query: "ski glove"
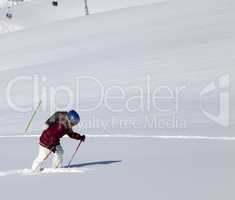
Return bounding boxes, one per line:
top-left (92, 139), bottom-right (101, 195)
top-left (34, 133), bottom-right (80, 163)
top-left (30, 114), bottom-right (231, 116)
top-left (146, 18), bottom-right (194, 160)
top-left (80, 135), bottom-right (86, 142)
top-left (50, 146), bottom-right (57, 153)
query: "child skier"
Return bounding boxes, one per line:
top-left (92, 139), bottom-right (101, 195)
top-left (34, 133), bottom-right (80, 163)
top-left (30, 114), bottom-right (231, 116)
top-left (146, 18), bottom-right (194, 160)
top-left (32, 110), bottom-right (86, 171)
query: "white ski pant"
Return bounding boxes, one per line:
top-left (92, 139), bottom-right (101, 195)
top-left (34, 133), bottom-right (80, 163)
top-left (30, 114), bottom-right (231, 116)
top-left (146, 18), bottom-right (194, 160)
top-left (32, 144), bottom-right (64, 171)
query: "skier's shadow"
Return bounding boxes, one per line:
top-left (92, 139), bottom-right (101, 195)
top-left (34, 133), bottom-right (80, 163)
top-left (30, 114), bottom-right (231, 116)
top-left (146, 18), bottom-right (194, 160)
top-left (65, 160), bottom-right (122, 168)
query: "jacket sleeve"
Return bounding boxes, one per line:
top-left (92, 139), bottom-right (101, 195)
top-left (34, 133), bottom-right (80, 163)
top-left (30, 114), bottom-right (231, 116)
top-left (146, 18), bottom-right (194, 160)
top-left (66, 129), bottom-right (82, 140)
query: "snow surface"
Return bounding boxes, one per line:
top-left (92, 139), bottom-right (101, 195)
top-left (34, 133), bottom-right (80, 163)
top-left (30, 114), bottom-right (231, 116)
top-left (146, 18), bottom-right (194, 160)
top-left (0, 0), bottom-right (164, 34)
top-left (0, 167), bottom-right (84, 176)
top-left (0, 0), bottom-right (235, 199)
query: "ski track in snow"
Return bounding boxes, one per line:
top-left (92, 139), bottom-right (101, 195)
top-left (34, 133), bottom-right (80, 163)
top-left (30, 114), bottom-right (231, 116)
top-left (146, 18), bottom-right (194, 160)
top-left (0, 21), bottom-right (21, 33)
top-left (0, 134), bottom-right (234, 141)
top-left (0, 167), bottom-right (85, 177)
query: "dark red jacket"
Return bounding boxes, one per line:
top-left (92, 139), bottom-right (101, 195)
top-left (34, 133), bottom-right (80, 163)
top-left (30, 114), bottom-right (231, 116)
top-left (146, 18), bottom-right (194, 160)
top-left (40, 122), bottom-right (81, 150)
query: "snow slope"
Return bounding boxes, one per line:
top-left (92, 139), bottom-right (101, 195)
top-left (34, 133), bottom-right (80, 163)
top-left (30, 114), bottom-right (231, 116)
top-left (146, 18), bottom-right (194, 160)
top-left (0, 0), bottom-right (234, 135)
top-left (0, 0), bottom-right (164, 34)
top-left (0, 0), bottom-right (85, 33)
top-left (0, 0), bottom-right (235, 199)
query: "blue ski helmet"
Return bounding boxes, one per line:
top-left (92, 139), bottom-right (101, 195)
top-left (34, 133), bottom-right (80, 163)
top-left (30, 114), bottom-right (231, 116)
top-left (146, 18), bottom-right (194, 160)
top-left (68, 110), bottom-right (80, 125)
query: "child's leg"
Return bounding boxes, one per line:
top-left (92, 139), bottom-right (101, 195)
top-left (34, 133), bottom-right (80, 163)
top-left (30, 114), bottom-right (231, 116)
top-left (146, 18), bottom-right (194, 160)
top-left (32, 145), bottom-right (51, 171)
top-left (52, 145), bottom-right (64, 169)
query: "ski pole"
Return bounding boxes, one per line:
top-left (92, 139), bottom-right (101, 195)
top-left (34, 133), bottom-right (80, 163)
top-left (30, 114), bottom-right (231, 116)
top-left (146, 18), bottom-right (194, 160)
top-left (67, 140), bottom-right (83, 167)
top-left (25, 100), bottom-right (42, 134)
top-left (44, 149), bottom-right (53, 161)
top-left (34, 148), bottom-right (53, 172)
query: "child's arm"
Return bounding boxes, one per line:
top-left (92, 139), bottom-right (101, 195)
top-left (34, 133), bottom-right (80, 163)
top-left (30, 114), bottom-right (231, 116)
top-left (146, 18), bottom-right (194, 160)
top-left (67, 129), bottom-right (86, 142)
